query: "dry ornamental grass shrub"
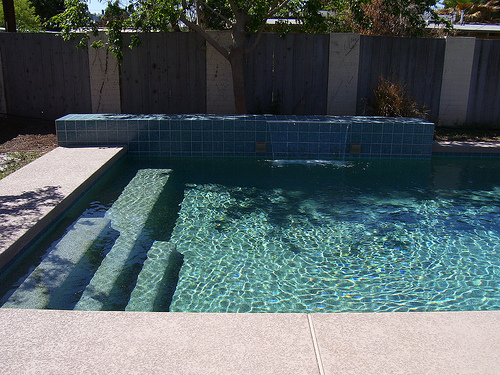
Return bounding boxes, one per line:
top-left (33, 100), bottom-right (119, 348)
top-left (367, 78), bottom-right (428, 118)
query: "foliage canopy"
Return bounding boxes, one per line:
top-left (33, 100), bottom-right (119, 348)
top-left (1, 0), bottom-right (42, 31)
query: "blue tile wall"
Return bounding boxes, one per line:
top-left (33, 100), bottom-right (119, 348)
top-left (56, 114), bottom-right (435, 159)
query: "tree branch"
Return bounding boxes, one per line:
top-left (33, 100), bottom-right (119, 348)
top-left (267, 0), bottom-right (291, 18)
top-left (227, 0), bottom-right (239, 16)
top-left (198, 0), bottom-right (233, 27)
top-left (179, 12), bottom-right (230, 61)
top-left (244, 23), bottom-right (266, 55)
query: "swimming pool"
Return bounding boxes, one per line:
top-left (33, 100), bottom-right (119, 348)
top-left (1, 156), bottom-right (499, 313)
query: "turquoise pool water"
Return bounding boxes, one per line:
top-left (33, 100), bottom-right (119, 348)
top-left (1, 157), bottom-right (500, 312)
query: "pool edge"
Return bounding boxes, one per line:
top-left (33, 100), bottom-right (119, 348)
top-left (0, 146), bottom-right (127, 270)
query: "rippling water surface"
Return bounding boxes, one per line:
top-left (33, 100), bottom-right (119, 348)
top-left (1, 157), bottom-right (500, 312)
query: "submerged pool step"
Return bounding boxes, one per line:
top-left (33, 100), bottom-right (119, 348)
top-left (74, 169), bottom-right (171, 311)
top-left (2, 217), bottom-right (112, 309)
top-left (125, 241), bottom-right (183, 312)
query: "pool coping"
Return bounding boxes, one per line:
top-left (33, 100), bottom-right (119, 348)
top-left (1, 144), bottom-right (500, 374)
top-left (433, 140), bottom-right (500, 154)
top-left (0, 146), bottom-right (127, 270)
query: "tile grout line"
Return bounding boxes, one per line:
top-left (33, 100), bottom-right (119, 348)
top-left (307, 314), bottom-right (326, 375)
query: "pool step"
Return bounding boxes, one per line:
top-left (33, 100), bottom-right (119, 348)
top-left (74, 169), bottom-right (171, 311)
top-left (2, 217), bottom-right (112, 309)
top-left (125, 241), bottom-right (183, 311)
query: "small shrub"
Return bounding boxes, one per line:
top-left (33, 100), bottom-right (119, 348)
top-left (367, 77), bottom-right (428, 118)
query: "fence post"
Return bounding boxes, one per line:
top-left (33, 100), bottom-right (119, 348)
top-left (327, 33), bottom-right (360, 115)
top-left (88, 33), bottom-right (122, 114)
top-left (438, 36), bottom-right (476, 126)
top-left (0, 48), bottom-right (6, 114)
top-left (206, 31), bottom-right (236, 114)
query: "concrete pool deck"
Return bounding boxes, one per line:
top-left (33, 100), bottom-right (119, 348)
top-left (1, 308), bottom-right (499, 374)
top-left (0, 146), bottom-right (126, 269)
top-left (1, 143), bottom-right (500, 374)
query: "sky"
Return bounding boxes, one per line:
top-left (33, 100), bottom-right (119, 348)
top-left (88, 0), bottom-right (130, 15)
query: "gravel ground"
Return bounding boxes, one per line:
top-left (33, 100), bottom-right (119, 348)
top-left (0, 116), bottom-right (57, 178)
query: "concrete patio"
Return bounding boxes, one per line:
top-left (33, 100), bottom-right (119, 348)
top-left (1, 309), bottom-right (499, 374)
top-left (1, 145), bottom-right (500, 374)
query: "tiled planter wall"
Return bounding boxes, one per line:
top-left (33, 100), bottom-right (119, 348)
top-left (56, 114), bottom-right (435, 159)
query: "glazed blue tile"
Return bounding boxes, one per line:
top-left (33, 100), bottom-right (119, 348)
top-left (370, 144), bottom-right (382, 154)
top-left (181, 142), bottom-right (192, 152)
top-left (350, 133), bottom-right (362, 143)
top-left (371, 134), bottom-right (382, 143)
top-left (381, 134), bottom-right (392, 143)
top-left (392, 133), bottom-right (403, 144)
top-left (414, 125), bottom-right (426, 134)
top-left (212, 131), bottom-right (224, 142)
top-left (158, 120), bottom-right (170, 131)
top-left (287, 132), bottom-right (298, 142)
top-left (256, 132), bottom-right (267, 142)
top-left (244, 132), bottom-right (255, 142)
top-left (137, 132), bottom-right (149, 142)
top-left (107, 131), bottom-right (119, 143)
top-left (159, 131), bottom-right (170, 142)
top-left (192, 131), bottom-right (202, 142)
top-left (149, 142), bottom-right (160, 152)
top-left (235, 132), bottom-right (245, 141)
top-left (192, 142), bottom-right (202, 152)
top-left (382, 122), bottom-right (394, 134)
top-left (126, 120), bottom-right (138, 131)
top-left (202, 131), bottom-right (213, 142)
top-left (319, 143), bottom-right (330, 154)
top-left (223, 119), bottom-right (235, 131)
top-left (149, 131), bottom-right (160, 142)
top-left (224, 132), bottom-right (235, 142)
top-left (309, 123), bottom-right (320, 133)
top-left (235, 121), bottom-right (246, 131)
top-left (149, 120), bottom-right (160, 130)
top-left (170, 131), bottom-right (180, 142)
top-left (234, 143), bottom-right (246, 153)
top-left (351, 123), bottom-right (362, 133)
top-left (56, 122), bottom-right (65, 132)
top-left (170, 120), bottom-right (181, 131)
top-left (255, 121), bottom-right (267, 132)
top-left (65, 121), bottom-right (76, 130)
top-left (139, 142), bottom-right (150, 152)
top-left (180, 132), bottom-right (191, 142)
top-left (361, 123), bottom-right (373, 133)
top-left (160, 142), bottom-right (171, 152)
top-left (298, 123), bottom-right (309, 132)
top-left (224, 142), bottom-right (235, 152)
top-left (203, 142), bottom-right (213, 152)
top-left (191, 120), bottom-right (202, 131)
top-left (129, 142), bottom-right (140, 152)
top-left (213, 121), bottom-right (223, 131)
top-left (171, 142), bottom-right (181, 152)
top-left (213, 142), bottom-right (223, 152)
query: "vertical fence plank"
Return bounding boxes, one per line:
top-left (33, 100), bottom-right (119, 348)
top-left (357, 35), bottom-right (445, 121)
top-left (467, 40), bottom-right (500, 126)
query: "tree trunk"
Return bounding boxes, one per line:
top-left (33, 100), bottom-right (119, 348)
top-left (2, 0), bottom-right (17, 32)
top-left (228, 46), bottom-right (247, 114)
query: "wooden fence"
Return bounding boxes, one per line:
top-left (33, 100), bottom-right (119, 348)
top-left (0, 33), bottom-right (91, 120)
top-left (0, 32), bottom-right (498, 126)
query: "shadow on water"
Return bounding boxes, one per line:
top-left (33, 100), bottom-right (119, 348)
top-left (153, 247), bottom-right (184, 312)
top-left (45, 224), bottom-right (120, 310)
top-left (102, 170), bottom-right (185, 311)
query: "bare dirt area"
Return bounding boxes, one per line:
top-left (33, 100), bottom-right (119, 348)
top-left (434, 127), bottom-right (500, 143)
top-left (0, 116), bottom-right (58, 179)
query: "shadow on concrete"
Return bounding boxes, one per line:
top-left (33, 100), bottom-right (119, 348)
top-left (0, 185), bottom-right (64, 249)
